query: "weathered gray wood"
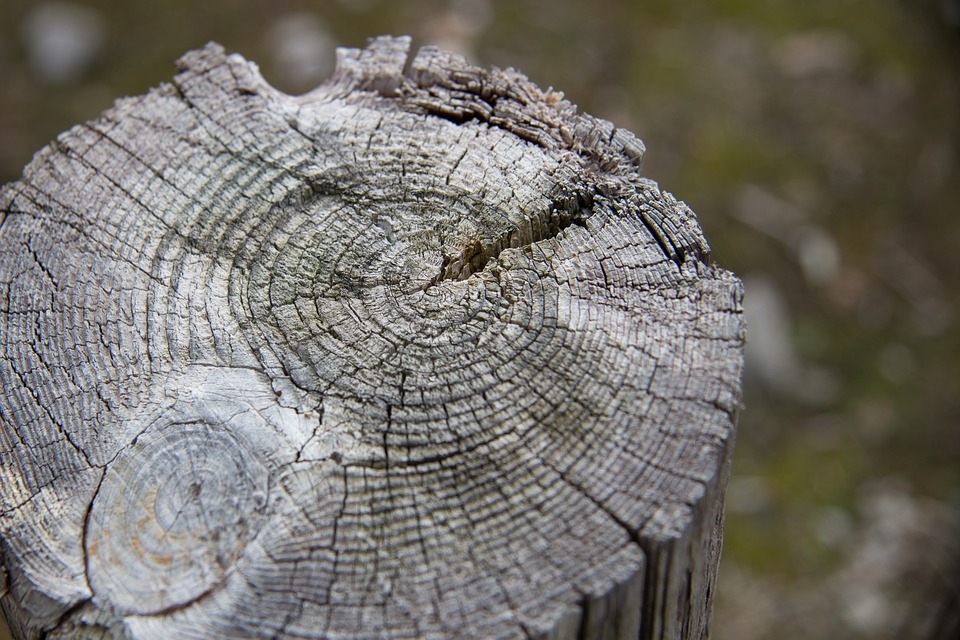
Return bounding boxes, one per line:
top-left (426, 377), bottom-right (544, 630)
top-left (0, 37), bottom-right (744, 639)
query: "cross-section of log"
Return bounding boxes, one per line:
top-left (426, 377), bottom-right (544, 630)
top-left (0, 37), bottom-right (744, 640)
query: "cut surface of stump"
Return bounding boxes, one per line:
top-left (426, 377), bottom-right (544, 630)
top-left (0, 37), bottom-right (745, 639)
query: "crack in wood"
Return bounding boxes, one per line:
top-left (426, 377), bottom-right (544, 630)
top-left (434, 190), bottom-right (595, 285)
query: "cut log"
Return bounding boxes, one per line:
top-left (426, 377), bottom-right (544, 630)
top-left (0, 37), bottom-right (745, 639)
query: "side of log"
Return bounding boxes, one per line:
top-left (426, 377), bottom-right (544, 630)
top-left (0, 37), bottom-right (744, 639)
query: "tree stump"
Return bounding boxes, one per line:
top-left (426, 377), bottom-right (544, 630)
top-left (0, 37), bottom-right (744, 639)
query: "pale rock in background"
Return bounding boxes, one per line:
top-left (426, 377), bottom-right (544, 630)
top-left (264, 13), bottom-right (335, 93)
top-left (22, 1), bottom-right (105, 85)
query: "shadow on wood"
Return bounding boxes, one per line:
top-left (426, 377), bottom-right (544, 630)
top-left (0, 36), bottom-right (745, 639)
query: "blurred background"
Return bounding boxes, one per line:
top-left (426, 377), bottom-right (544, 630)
top-left (1, 0), bottom-right (958, 638)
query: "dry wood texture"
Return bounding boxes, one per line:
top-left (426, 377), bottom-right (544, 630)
top-left (0, 37), bottom-right (744, 639)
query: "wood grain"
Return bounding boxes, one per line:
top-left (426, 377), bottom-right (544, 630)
top-left (0, 36), bottom-right (744, 639)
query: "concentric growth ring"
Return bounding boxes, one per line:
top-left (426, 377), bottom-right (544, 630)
top-left (223, 169), bottom-right (597, 443)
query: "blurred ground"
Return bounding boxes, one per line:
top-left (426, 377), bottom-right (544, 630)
top-left (1, 1), bottom-right (959, 638)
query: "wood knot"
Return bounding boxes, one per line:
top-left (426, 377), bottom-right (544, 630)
top-left (85, 422), bottom-right (269, 614)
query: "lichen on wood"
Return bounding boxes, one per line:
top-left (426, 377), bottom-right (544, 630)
top-left (0, 36), bottom-right (744, 639)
